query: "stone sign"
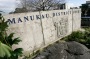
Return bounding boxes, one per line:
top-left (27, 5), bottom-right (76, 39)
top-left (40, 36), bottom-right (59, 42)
top-left (4, 9), bottom-right (81, 54)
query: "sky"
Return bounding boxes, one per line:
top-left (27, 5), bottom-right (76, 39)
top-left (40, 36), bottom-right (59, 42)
top-left (68, 0), bottom-right (87, 7)
top-left (0, 0), bottom-right (87, 14)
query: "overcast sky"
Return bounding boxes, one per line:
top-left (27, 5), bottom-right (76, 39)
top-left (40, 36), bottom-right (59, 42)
top-left (68, 0), bottom-right (87, 7)
top-left (0, 0), bottom-right (87, 14)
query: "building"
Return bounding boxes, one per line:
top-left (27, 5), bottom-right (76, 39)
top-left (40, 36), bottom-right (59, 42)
top-left (80, 0), bottom-right (90, 17)
top-left (81, 0), bottom-right (90, 27)
top-left (86, 0), bottom-right (90, 3)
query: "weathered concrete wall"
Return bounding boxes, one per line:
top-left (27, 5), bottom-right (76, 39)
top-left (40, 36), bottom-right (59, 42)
top-left (72, 9), bottom-right (81, 31)
top-left (4, 9), bottom-right (81, 54)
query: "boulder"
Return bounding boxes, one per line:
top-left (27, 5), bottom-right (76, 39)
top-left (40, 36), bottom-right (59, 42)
top-left (66, 41), bottom-right (89, 55)
top-left (34, 41), bottom-right (90, 59)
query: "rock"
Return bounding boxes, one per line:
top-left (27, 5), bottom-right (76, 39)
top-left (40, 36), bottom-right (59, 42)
top-left (45, 43), bottom-right (67, 59)
top-left (66, 41), bottom-right (89, 55)
top-left (75, 52), bottom-right (90, 59)
top-left (34, 41), bottom-right (90, 59)
top-left (67, 52), bottom-right (75, 59)
top-left (34, 56), bottom-right (46, 59)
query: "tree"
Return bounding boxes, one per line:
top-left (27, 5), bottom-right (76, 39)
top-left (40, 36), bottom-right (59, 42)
top-left (18, 0), bottom-right (66, 11)
top-left (14, 7), bottom-right (28, 13)
top-left (0, 11), bottom-right (3, 12)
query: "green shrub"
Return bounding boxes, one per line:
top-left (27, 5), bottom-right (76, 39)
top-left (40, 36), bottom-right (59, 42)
top-left (0, 13), bottom-right (23, 59)
top-left (65, 31), bottom-right (84, 42)
top-left (83, 29), bottom-right (90, 48)
top-left (64, 30), bottom-right (90, 49)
